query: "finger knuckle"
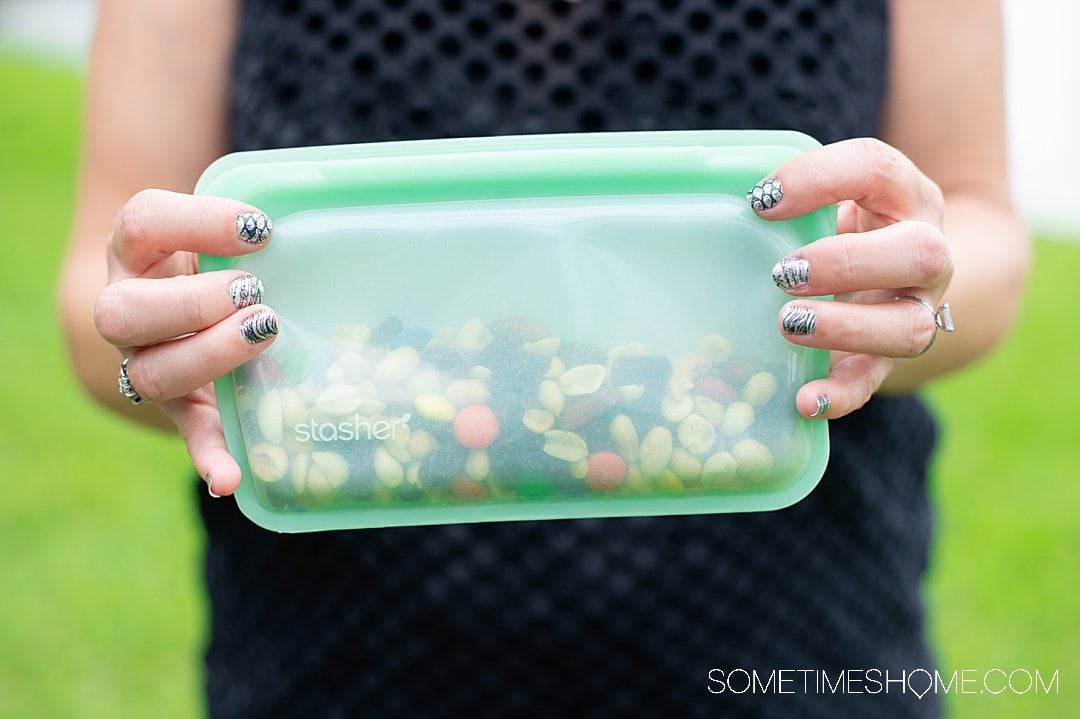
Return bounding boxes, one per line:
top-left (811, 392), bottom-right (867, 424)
top-left (857, 138), bottom-right (910, 193)
top-left (115, 189), bottom-right (163, 252)
top-left (835, 375), bottom-right (875, 417)
top-left (905, 307), bottom-right (937, 358)
top-left (836, 235), bottom-right (860, 286)
top-left (196, 296), bottom-right (217, 331)
top-left (856, 373), bottom-right (878, 410)
top-left (93, 285), bottom-right (129, 345)
top-left (908, 221), bottom-right (953, 284)
top-left (128, 354), bottom-right (168, 403)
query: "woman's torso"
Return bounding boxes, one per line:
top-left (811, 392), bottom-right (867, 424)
top-left (203, 2), bottom-right (940, 717)
top-left (230, 0), bottom-right (888, 148)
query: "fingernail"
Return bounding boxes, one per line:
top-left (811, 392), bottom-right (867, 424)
top-left (240, 309), bottom-right (279, 344)
top-left (772, 257), bottom-right (810, 292)
top-left (746, 177), bottom-right (783, 212)
top-left (205, 473), bottom-right (221, 499)
top-left (236, 212), bottom-right (272, 244)
top-left (781, 305), bottom-right (816, 335)
top-left (229, 274), bottom-right (264, 309)
top-left (810, 394), bottom-right (831, 418)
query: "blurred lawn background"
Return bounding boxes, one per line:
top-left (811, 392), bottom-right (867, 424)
top-left (1, 52), bottom-right (1077, 718)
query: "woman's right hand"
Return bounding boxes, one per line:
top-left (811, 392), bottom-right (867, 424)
top-left (92, 189), bottom-right (277, 496)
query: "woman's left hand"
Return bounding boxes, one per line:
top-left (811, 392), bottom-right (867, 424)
top-left (748, 137), bottom-right (954, 420)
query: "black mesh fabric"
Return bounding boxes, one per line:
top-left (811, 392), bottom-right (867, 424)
top-left (202, 1), bottom-right (942, 716)
top-left (229, 0), bottom-right (889, 148)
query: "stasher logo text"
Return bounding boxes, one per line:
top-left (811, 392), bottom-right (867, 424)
top-left (294, 413), bottom-right (412, 443)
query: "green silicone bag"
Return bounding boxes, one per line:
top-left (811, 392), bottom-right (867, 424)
top-left (197, 130), bottom-right (833, 532)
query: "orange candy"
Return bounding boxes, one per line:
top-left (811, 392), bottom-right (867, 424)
top-left (585, 452), bottom-right (627, 491)
top-left (453, 404), bottom-right (500, 449)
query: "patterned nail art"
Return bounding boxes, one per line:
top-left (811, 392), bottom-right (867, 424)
top-left (229, 274), bottom-right (264, 309)
top-left (772, 258), bottom-right (810, 292)
top-left (746, 177), bottom-right (784, 212)
top-left (241, 309), bottom-right (279, 344)
top-left (236, 212), bottom-right (273, 244)
top-left (810, 394), bottom-right (831, 418)
top-left (781, 305), bottom-right (816, 335)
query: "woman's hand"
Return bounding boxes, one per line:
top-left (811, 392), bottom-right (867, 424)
top-left (92, 189), bottom-right (277, 496)
top-left (749, 138), bottom-right (955, 419)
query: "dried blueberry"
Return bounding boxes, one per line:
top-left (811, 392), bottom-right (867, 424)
top-left (418, 442), bottom-right (468, 488)
top-left (371, 316), bottom-right (404, 345)
top-left (611, 354), bottom-right (673, 387)
top-left (488, 433), bottom-right (544, 477)
top-left (391, 326), bottom-right (434, 350)
top-left (576, 409), bottom-right (620, 454)
top-left (479, 333), bottom-right (524, 366)
top-left (419, 346), bottom-right (462, 374)
top-left (718, 355), bottom-right (763, 384)
top-left (344, 475), bottom-right (377, 501)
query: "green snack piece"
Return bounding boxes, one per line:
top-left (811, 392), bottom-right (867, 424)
top-left (514, 473), bottom-right (557, 501)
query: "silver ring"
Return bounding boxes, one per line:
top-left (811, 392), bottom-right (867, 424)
top-left (117, 357), bottom-right (144, 405)
top-left (893, 295), bottom-right (955, 356)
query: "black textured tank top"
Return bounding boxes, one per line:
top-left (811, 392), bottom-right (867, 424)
top-left (201, 2), bottom-right (940, 717)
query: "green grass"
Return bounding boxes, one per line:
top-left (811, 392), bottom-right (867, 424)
top-left (0, 54), bottom-right (200, 718)
top-left (1, 52), bottom-right (1077, 717)
top-left (925, 236), bottom-right (1080, 716)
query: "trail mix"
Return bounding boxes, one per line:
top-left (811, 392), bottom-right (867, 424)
top-left (237, 316), bottom-right (798, 509)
